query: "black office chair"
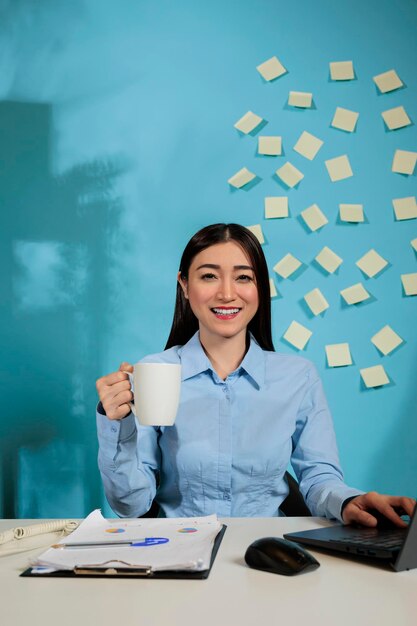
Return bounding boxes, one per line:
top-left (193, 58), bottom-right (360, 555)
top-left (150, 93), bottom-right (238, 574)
top-left (141, 470), bottom-right (311, 517)
top-left (280, 471), bottom-right (311, 517)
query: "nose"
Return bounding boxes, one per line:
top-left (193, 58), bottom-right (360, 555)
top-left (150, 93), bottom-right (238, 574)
top-left (217, 277), bottom-right (236, 301)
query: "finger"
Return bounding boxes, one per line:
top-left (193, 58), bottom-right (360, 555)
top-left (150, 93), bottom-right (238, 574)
top-left (97, 370), bottom-right (129, 391)
top-left (119, 362), bottom-right (134, 373)
top-left (343, 504), bottom-right (378, 527)
top-left (378, 506), bottom-right (408, 528)
top-left (98, 380), bottom-right (131, 404)
top-left (106, 403), bottom-right (132, 421)
top-left (111, 389), bottom-right (134, 407)
top-left (104, 379), bottom-right (132, 396)
top-left (374, 495), bottom-right (416, 524)
top-left (103, 389), bottom-right (133, 416)
top-left (396, 497), bottom-right (416, 518)
top-left (354, 510), bottom-right (379, 527)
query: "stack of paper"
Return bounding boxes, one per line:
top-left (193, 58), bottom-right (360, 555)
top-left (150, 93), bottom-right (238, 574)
top-left (31, 510), bottom-right (223, 574)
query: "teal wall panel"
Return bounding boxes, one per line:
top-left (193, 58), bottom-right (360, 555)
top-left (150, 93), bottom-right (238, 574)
top-left (0, 0), bottom-right (416, 517)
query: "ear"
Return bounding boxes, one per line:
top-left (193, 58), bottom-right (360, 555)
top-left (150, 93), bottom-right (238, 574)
top-left (178, 272), bottom-right (188, 299)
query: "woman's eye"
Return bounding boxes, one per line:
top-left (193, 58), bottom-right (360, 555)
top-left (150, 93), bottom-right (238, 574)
top-left (236, 274), bottom-right (253, 282)
top-left (201, 273), bottom-right (217, 280)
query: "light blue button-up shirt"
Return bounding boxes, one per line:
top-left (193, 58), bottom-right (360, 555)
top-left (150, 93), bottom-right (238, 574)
top-left (97, 332), bottom-right (361, 520)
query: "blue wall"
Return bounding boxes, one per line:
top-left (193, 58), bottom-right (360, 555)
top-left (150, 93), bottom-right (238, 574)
top-left (0, 0), bottom-right (416, 518)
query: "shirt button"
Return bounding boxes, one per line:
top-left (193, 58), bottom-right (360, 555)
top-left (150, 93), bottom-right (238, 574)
top-left (223, 492), bottom-right (231, 500)
top-left (111, 426), bottom-right (117, 433)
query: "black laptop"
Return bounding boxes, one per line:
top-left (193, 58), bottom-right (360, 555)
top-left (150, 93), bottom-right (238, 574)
top-left (284, 506), bottom-right (417, 572)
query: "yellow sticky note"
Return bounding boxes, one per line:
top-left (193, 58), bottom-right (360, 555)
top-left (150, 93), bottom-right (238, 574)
top-left (371, 325), bottom-right (403, 356)
top-left (256, 56), bottom-right (287, 81)
top-left (301, 204), bottom-right (328, 232)
top-left (325, 343), bottom-right (352, 367)
top-left (228, 167), bottom-right (256, 188)
top-left (273, 253), bottom-right (302, 279)
top-left (234, 111), bottom-right (264, 134)
top-left (275, 162), bottom-right (304, 188)
top-left (356, 249), bottom-right (388, 278)
top-left (381, 106), bottom-right (411, 130)
top-left (331, 107), bottom-right (359, 132)
top-left (304, 288), bottom-right (329, 316)
top-left (373, 69), bottom-right (403, 94)
top-left (401, 273), bottom-right (417, 296)
top-left (269, 278), bottom-right (278, 298)
top-left (315, 246), bottom-right (343, 273)
top-left (392, 150), bottom-right (417, 175)
top-left (339, 204), bottom-right (364, 222)
top-left (340, 282), bottom-right (371, 305)
top-left (360, 365), bottom-right (390, 388)
top-left (246, 224), bottom-right (264, 244)
top-left (265, 197), bottom-right (289, 219)
top-left (392, 196), bottom-right (417, 221)
top-left (330, 60), bottom-right (354, 80)
top-left (283, 321), bottom-right (312, 350)
top-left (325, 155), bottom-right (353, 182)
top-left (258, 136), bottom-right (282, 155)
top-left (288, 91), bottom-right (313, 108)
top-left (293, 131), bottom-right (323, 160)
top-left (411, 238), bottom-right (417, 252)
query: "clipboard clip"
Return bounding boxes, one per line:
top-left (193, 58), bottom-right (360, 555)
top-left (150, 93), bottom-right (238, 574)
top-left (74, 559), bottom-right (153, 576)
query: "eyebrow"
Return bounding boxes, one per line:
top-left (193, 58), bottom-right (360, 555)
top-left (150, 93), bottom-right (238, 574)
top-left (195, 263), bottom-right (254, 271)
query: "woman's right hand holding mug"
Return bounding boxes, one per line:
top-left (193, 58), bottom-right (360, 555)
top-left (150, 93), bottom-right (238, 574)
top-left (96, 362), bottom-right (134, 420)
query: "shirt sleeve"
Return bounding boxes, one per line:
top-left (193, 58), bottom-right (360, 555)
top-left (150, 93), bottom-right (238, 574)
top-left (96, 407), bottom-right (161, 517)
top-left (290, 366), bottom-right (363, 522)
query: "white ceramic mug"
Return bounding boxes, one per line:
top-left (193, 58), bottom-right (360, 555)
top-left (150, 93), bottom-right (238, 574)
top-left (128, 362), bottom-right (182, 426)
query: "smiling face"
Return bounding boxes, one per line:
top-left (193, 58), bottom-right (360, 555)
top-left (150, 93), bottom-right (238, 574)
top-left (178, 241), bottom-right (259, 345)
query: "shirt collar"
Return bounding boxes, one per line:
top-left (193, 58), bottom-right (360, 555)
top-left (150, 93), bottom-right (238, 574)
top-left (178, 332), bottom-right (212, 381)
top-left (178, 331), bottom-right (266, 389)
top-left (239, 334), bottom-right (265, 389)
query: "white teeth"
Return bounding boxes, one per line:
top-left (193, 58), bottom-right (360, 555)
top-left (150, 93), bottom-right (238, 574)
top-left (212, 308), bottom-right (240, 314)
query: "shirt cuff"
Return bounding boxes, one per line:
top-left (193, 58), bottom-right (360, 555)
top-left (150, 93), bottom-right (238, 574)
top-left (96, 408), bottom-right (137, 459)
top-left (341, 495), bottom-right (358, 518)
top-left (325, 486), bottom-right (364, 523)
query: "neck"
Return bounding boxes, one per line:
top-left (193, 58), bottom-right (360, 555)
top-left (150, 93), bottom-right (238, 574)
top-left (199, 328), bottom-right (248, 380)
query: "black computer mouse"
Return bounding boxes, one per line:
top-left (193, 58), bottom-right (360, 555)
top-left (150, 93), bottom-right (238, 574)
top-left (244, 536), bottom-right (320, 576)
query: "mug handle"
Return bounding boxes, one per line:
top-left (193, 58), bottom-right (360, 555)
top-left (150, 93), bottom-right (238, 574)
top-left (126, 372), bottom-right (136, 417)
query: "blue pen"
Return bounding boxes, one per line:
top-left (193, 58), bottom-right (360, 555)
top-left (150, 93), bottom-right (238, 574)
top-left (131, 537), bottom-right (169, 547)
top-left (53, 537), bottom-right (169, 549)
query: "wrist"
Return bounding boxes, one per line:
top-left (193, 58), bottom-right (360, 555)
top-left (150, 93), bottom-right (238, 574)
top-left (341, 495), bottom-right (357, 520)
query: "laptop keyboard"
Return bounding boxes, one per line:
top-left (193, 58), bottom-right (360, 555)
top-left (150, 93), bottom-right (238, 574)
top-left (331, 529), bottom-right (405, 549)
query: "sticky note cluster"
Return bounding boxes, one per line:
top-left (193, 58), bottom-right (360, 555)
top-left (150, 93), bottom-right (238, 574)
top-left (227, 53), bottom-right (414, 393)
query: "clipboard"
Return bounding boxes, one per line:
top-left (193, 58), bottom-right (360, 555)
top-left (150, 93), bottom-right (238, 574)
top-left (20, 524), bottom-right (226, 580)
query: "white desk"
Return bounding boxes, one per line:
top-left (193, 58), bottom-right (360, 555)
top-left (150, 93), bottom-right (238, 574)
top-left (1, 517), bottom-right (416, 626)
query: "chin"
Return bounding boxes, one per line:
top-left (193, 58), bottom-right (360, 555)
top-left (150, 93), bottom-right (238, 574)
top-left (213, 327), bottom-right (245, 339)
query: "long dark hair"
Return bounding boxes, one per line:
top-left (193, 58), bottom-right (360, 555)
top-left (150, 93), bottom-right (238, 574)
top-left (165, 223), bottom-right (275, 351)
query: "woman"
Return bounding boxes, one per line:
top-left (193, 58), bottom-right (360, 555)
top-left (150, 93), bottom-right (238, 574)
top-left (96, 223), bottom-right (415, 525)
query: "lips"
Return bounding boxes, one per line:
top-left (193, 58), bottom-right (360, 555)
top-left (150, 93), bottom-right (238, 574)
top-left (211, 307), bottom-right (241, 319)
